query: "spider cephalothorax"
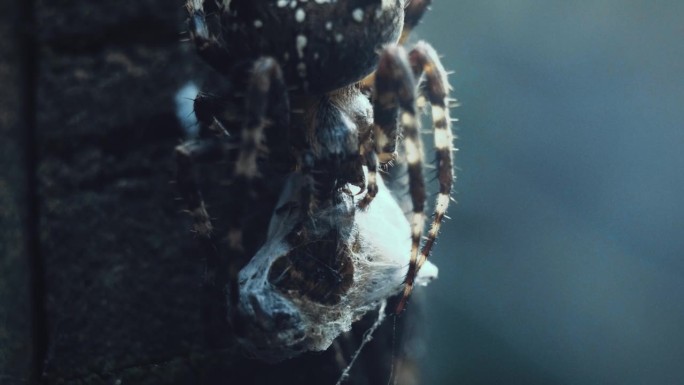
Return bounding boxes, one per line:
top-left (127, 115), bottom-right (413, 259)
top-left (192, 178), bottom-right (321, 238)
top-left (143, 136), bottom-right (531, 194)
top-left (176, 0), bottom-right (454, 361)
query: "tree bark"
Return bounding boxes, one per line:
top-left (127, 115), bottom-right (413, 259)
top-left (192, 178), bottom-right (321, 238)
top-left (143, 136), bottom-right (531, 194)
top-left (0, 0), bottom-right (39, 383)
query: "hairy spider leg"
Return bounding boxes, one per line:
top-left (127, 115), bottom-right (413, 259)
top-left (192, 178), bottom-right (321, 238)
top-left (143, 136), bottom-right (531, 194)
top-left (176, 56), bottom-right (290, 329)
top-left (186, 0), bottom-right (233, 76)
top-left (359, 46), bottom-right (418, 211)
top-left (396, 41), bottom-right (454, 313)
top-left (385, 53), bottom-right (428, 315)
top-left (233, 58), bottom-right (290, 180)
top-left (175, 108), bottom-right (244, 337)
top-left (192, 93), bottom-right (235, 135)
top-left (228, 56), bottom-right (290, 306)
top-left (357, 139), bottom-right (379, 209)
top-left (175, 138), bottom-right (224, 238)
top-left (359, 0), bottom-right (432, 91)
top-left (366, 45), bottom-right (430, 315)
top-left (175, 90), bottom-right (246, 239)
top-left (401, 0), bottom-right (433, 44)
top-left (175, 137), bottom-right (236, 342)
top-left (358, 0), bottom-right (432, 209)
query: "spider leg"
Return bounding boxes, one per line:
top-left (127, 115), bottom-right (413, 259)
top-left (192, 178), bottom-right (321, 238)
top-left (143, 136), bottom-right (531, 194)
top-left (400, 0), bottom-right (432, 44)
top-left (368, 46), bottom-right (430, 314)
top-left (360, 46), bottom-right (417, 209)
top-left (186, 0), bottom-right (233, 75)
top-left (396, 41), bottom-right (454, 313)
top-left (193, 92), bottom-right (240, 136)
top-left (232, 57), bottom-right (290, 182)
top-left (358, 0), bottom-right (431, 91)
top-left (175, 137), bottom-right (224, 237)
top-left (228, 56), bottom-right (290, 305)
top-left (176, 136), bottom-right (239, 341)
top-left (357, 140), bottom-right (379, 209)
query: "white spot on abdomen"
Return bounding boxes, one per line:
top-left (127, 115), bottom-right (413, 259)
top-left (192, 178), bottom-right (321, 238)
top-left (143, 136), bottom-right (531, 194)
top-left (295, 8), bottom-right (306, 23)
top-left (352, 8), bottom-right (364, 22)
top-left (296, 34), bottom-right (307, 58)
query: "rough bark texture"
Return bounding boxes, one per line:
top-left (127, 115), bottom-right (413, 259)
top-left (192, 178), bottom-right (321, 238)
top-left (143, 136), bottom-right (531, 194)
top-left (0, 1), bottom-right (423, 384)
top-left (0, 0), bottom-right (36, 383)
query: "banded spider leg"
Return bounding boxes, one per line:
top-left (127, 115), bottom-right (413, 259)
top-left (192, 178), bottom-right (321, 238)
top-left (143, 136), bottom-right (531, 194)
top-left (360, 41), bottom-right (454, 313)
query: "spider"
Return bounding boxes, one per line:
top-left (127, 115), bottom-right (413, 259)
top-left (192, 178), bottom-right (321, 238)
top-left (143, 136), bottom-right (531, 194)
top-left (175, 0), bottom-right (454, 361)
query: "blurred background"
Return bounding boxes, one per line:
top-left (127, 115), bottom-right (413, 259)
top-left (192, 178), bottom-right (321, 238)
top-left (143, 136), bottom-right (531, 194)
top-left (415, 1), bottom-right (684, 384)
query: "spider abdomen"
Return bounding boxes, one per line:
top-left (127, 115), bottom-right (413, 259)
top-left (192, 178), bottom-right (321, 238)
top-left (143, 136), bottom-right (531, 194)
top-left (195, 0), bottom-right (405, 93)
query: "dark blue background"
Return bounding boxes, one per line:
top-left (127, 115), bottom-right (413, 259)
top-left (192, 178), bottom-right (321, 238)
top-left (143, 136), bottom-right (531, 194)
top-left (414, 2), bottom-right (684, 383)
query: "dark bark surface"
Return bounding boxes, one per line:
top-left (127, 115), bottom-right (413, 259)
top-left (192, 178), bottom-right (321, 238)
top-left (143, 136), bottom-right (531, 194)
top-left (0, 1), bottom-right (35, 383)
top-left (0, 1), bottom-right (423, 384)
